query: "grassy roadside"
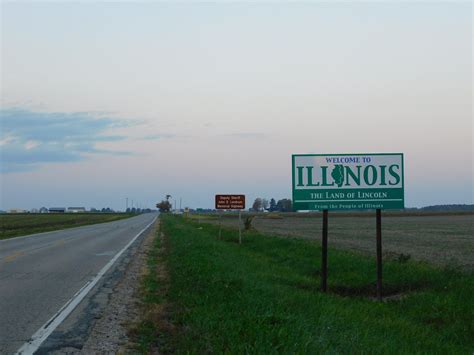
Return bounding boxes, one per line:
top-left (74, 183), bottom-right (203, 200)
top-left (0, 213), bottom-right (136, 240)
top-left (133, 224), bottom-right (171, 353)
top-left (197, 212), bottom-right (474, 271)
top-left (136, 214), bottom-right (473, 353)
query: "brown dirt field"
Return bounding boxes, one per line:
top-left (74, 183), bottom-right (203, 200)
top-left (204, 213), bottom-right (474, 271)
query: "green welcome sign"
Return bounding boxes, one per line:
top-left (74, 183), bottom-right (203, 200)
top-left (292, 153), bottom-right (404, 211)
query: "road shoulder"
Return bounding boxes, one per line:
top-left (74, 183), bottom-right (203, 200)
top-left (38, 220), bottom-right (159, 354)
top-left (81, 221), bottom-right (159, 353)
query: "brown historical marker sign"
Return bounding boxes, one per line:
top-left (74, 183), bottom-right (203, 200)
top-left (215, 195), bottom-right (245, 210)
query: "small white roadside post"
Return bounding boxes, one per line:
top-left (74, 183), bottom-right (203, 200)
top-left (218, 211), bottom-right (222, 239)
top-left (238, 210), bottom-right (242, 244)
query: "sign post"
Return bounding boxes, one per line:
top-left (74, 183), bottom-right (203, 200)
top-left (292, 153), bottom-right (404, 299)
top-left (321, 209), bottom-right (328, 292)
top-left (215, 194), bottom-right (246, 243)
top-left (218, 212), bottom-right (222, 240)
top-left (239, 210), bottom-right (242, 244)
top-left (376, 209), bottom-right (382, 300)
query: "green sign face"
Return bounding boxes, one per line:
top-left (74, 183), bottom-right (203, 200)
top-left (292, 153), bottom-right (404, 211)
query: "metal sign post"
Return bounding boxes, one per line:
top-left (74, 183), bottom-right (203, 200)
top-left (321, 210), bottom-right (328, 292)
top-left (218, 212), bottom-right (222, 240)
top-left (376, 209), bottom-right (382, 300)
top-left (238, 210), bottom-right (242, 244)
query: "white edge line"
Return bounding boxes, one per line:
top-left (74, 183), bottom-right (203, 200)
top-left (15, 216), bottom-right (158, 355)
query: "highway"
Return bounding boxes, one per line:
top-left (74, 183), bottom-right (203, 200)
top-left (0, 213), bottom-right (158, 354)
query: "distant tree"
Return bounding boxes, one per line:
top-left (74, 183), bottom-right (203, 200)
top-left (269, 198), bottom-right (277, 212)
top-left (156, 200), bottom-right (172, 212)
top-left (252, 198), bottom-right (263, 211)
top-left (126, 208), bottom-right (131, 213)
top-left (276, 199), bottom-right (292, 212)
top-left (262, 199), bottom-right (269, 210)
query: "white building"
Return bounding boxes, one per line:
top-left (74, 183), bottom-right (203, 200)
top-left (8, 209), bottom-right (27, 213)
top-left (67, 207), bottom-right (86, 213)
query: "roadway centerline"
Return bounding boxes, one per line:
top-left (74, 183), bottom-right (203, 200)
top-left (2, 251), bottom-right (25, 263)
top-left (0, 236), bottom-right (78, 263)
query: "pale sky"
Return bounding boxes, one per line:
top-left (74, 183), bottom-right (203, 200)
top-left (1, 1), bottom-right (472, 210)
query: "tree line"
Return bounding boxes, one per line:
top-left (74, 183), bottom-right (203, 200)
top-left (251, 198), bottom-right (292, 212)
top-left (155, 197), bottom-right (293, 213)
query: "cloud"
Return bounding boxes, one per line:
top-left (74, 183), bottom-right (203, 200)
top-left (0, 108), bottom-right (132, 173)
top-left (141, 134), bottom-right (176, 140)
top-left (220, 132), bottom-right (266, 139)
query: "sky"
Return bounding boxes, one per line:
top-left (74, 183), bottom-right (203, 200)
top-left (0, 1), bottom-right (472, 211)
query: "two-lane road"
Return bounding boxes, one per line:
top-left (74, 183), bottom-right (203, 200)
top-left (0, 212), bottom-right (158, 354)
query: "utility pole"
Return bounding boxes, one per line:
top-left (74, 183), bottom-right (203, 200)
top-left (126, 197), bottom-right (128, 212)
top-left (179, 198), bottom-right (182, 211)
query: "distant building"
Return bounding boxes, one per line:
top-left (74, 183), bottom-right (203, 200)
top-left (39, 207), bottom-right (49, 213)
top-left (30, 208), bottom-right (39, 213)
top-left (67, 207), bottom-right (86, 213)
top-left (49, 207), bottom-right (66, 213)
top-left (8, 208), bottom-right (27, 213)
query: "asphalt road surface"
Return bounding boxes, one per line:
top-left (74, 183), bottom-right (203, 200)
top-left (0, 212), bottom-right (158, 354)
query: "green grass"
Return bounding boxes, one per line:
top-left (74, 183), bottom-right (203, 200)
top-left (133, 228), bottom-right (165, 353)
top-left (204, 213), bottom-right (474, 271)
top-left (139, 215), bottom-right (473, 353)
top-left (0, 213), bottom-right (135, 240)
